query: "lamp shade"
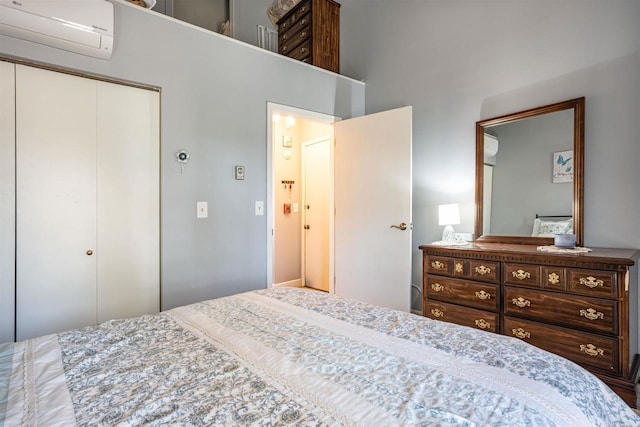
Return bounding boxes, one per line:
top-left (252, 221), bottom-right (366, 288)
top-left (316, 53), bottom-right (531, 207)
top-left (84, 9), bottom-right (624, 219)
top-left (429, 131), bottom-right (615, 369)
top-left (438, 203), bottom-right (460, 226)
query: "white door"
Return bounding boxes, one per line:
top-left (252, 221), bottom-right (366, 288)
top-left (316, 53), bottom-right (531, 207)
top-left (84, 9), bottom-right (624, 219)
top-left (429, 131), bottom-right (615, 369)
top-left (16, 65), bottom-right (98, 340)
top-left (0, 61), bottom-right (16, 343)
top-left (303, 138), bottom-right (331, 291)
top-left (334, 106), bottom-right (412, 312)
top-left (15, 65), bottom-right (160, 340)
top-left (96, 82), bottom-right (160, 323)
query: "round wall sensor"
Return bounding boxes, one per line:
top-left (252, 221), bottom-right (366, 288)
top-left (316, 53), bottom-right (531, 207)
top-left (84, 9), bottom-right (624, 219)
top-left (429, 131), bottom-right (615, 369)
top-left (176, 149), bottom-right (190, 163)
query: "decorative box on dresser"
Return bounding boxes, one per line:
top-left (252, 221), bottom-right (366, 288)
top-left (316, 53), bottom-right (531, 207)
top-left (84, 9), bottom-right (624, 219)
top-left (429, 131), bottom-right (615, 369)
top-left (420, 242), bottom-right (640, 407)
top-left (276, 0), bottom-right (340, 73)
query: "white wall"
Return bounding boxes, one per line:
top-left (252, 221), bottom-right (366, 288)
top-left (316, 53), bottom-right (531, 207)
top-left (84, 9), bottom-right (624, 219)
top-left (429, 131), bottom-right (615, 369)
top-left (339, 0), bottom-right (640, 310)
top-left (0, 0), bottom-right (364, 324)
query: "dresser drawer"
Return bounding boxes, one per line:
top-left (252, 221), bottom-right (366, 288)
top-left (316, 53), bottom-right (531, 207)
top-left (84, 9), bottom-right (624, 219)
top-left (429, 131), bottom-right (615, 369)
top-left (285, 40), bottom-right (312, 61)
top-left (542, 266), bottom-right (566, 290)
top-left (426, 276), bottom-right (499, 312)
top-left (279, 22), bottom-right (311, 52)
top-left (568, 269), bottom-right (618, 298)
top-left (504, 286), bottom-right (617, 335)
top-left (425, 301), bottom-right (498, 333)
top-left (504, 263), bottom-right (541, 287)
top-left (426, 255), bottom-right (451, 275)
top-left (468, 259), bottom-right (500, 283)
top-left (277, 0), bottom-right (310, 32)
top-left (504, 317), bottom-right (620, 375)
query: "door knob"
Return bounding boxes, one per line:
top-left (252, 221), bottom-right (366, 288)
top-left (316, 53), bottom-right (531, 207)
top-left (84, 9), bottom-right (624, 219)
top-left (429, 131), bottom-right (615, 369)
top-left (86, 250), bottom-right (94, 256)
top-left (390, 223), bottom-right (407, 231)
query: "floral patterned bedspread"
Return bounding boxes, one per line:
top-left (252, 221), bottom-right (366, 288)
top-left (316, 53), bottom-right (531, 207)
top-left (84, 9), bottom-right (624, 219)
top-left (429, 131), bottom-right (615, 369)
top-left (1, 288), bottom-right (639, 426)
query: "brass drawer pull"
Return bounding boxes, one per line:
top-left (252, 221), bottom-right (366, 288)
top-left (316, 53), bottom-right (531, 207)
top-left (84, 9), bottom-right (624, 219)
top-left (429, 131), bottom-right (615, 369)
top-left (431, 283), bottom-right (444, 292)
top-left (548, 272), bottom-right (560, 285)
top-left (299, 31), bottom-right (308, 38)
top-left (512, 328), bottom-right (531, 339)
top-left (475, 265), bottom-right (491, 275)
top-left (300, 47), bottom-right (308, 54)
top-left (475, 290), bottom-right (491, 300)
top-left (431, 309), bottom-right (444, 318)
top-left (580, 344), bottom-right (604, 357)
top-left (455, 262), bottom-right (463, 273)
top-left (431, 260), bottom-right (446, 270)
top-left (281, 45), bottom-right (289, 52)
top-left (512, 269), bottom-right (531, 280)
top-left (475, 319), bottom-right (491, 329)
top-left (580, 276), bottom-right (604, 289)
top-left (579, 308), bottom-right (604, 320)
top-left (512, 297), bottom-right (531, 308)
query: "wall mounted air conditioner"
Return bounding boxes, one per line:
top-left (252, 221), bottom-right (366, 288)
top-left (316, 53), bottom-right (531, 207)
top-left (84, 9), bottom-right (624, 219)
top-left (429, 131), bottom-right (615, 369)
top-left (0, 0), bottom-right (114, 60)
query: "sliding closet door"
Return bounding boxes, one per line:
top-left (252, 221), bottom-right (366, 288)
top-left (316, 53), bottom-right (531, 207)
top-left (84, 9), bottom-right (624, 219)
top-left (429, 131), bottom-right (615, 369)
top-left (0, 61), bottom-right (16, 343)
top-left (96, 82), bottom-right (160, 322)
top-left (16, 65), bottom-right (98, 340)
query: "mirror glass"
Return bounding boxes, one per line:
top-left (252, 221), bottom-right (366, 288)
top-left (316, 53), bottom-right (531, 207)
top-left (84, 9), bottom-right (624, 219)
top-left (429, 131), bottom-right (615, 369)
top-left (474, 98), bottom-right (585, 246)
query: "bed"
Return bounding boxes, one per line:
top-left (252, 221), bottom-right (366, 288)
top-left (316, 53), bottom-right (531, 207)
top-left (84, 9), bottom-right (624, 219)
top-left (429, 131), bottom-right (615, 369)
top-left (531, 214), bottom-right (573, 238)
top-left (1, 287), bottom-right (638, 426)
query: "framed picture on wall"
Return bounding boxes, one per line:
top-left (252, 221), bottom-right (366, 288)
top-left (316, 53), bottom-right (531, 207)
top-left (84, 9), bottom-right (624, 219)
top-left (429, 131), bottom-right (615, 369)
top-left (553, 149), bottom-right (573, 183)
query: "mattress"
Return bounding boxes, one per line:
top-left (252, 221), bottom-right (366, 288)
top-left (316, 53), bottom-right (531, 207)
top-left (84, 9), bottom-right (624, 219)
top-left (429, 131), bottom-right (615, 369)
top-left (1, 287), bottom-right (638, 426)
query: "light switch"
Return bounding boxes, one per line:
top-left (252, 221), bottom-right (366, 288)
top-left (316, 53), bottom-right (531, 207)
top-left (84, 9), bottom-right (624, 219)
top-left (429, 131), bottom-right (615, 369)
top-left (293, 203), bottom-right (299, 213)
top-left (255, 201), bottom-right (264, 216)
top-left (197, 201), bottom-right (208, 218)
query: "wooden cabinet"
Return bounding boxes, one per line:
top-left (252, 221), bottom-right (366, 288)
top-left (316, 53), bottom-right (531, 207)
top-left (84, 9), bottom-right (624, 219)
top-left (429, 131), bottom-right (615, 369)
top-left (276, 0), bottom-right (340, 73)
top-left (420, 242), bottom-right (639, 407)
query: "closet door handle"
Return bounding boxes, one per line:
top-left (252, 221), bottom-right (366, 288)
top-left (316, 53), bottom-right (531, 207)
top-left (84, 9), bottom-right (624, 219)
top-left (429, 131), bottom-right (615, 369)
top-left (86, 250), bottom-right (94, 256)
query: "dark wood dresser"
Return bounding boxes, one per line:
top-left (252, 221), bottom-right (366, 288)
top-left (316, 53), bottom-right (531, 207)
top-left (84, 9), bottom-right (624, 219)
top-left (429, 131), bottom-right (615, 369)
top-left (420, 242), bottom-right (639, 407)
top-left (276, 0), bottom-right (340, 73)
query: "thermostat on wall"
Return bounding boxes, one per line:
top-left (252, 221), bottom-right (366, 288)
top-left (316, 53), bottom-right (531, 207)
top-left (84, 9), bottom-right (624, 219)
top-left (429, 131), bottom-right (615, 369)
top-left (235, 165), bottom-right (245, 180)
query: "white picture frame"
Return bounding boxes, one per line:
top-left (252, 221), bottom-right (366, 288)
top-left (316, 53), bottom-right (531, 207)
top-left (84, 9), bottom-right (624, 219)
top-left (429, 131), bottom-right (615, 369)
top-left (553, 149), bottom-right (573, 183)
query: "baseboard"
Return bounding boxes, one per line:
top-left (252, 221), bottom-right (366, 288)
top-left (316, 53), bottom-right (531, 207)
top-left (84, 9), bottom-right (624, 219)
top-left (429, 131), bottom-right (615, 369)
top-left (273, 279), bottom-right (302, 288)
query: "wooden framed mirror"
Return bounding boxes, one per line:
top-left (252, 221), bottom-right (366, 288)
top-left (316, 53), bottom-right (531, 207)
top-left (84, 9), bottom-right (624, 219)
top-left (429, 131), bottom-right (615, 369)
top-left (474, 97), bottom-right (585, 246)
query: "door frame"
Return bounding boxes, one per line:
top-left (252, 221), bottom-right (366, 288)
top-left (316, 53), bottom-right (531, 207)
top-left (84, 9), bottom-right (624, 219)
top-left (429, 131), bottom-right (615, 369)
top-left (266, 102), bottom-right (337, 292)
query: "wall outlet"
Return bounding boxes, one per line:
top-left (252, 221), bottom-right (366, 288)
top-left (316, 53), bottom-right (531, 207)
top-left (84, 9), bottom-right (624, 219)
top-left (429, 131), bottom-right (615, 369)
top-left (255, 201), bottom-right (264, 216)
top-left (455, 232), bottom-right (474, 241)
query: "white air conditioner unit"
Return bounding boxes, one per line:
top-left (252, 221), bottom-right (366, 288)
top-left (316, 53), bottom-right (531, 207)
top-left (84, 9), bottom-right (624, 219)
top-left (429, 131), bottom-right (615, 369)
top-left (0, 0), bottom-right (114, 60)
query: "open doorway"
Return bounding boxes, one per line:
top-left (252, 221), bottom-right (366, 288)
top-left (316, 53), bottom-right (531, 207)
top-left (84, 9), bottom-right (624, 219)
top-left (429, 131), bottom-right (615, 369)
top-left (267, 104), bottom-right (413, 312)
top-left (266, 103), bottom-right (336, 292)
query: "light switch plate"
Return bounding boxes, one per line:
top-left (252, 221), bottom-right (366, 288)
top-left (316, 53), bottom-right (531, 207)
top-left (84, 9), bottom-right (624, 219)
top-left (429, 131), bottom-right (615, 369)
top-left (197, 201), bottom-right (208, 218)
top-left (255, 201), bottom-right (264, 216)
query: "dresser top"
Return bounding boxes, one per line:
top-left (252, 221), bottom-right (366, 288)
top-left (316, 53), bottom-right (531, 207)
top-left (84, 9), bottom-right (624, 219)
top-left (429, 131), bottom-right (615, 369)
top-left (419, 242), bottom-right (638, 268)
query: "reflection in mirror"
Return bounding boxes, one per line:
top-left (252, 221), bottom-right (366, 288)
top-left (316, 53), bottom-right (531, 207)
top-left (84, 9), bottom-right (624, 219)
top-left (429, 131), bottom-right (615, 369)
top-left (474, 98), bottom-right (585, 246)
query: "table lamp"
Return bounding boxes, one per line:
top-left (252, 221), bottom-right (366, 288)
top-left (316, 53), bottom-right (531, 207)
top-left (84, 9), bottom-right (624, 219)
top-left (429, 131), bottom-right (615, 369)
top-left (439, 203), bottom-right (460, 243)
